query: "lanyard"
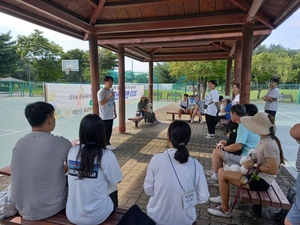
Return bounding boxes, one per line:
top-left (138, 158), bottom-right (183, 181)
top-left (167, 150), bottom-right (196, 192)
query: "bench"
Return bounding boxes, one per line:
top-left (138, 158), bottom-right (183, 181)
top-left (167, 92), bottom-right (182, 100)
top-left (279, 94), bottom-right (293, 102)
top-left (0, 166), bottom-right (127, 225)
top-left (153, 92), bottom-right (162, 99)
top-left (128, 116), bottom-right (146, 127)
top-left (239, 180), bottom-right (291, 217)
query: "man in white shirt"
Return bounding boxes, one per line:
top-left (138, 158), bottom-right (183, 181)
top-left (205, 80), bottom-right (220, 139)
top-left (97, 76), bottom-right (117, 151)
top-left (178, 93), bottom-right (192, 121)
top-left (262, 77), bottom-right (280, 118)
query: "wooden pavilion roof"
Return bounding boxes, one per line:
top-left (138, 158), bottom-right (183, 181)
top-left (1, 0), bottom-right (299, 62)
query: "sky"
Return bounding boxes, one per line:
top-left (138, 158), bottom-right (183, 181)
top-left (0, 8), bottom-right (300, 72)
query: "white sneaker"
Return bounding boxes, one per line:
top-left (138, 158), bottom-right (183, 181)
top-left (106, 145), bottom-right (116, 151)
top-left (205, 170), bottom-right (214, 176)
top-left (209, 196), bottom-right (231, 205)
top-left (207, 176), bottom-right (219, 186)
top-left (207, 205), bottom-right (232, 218)
top-left (190, 119), bottom-right (194, 124)
top-left (206, 134), bottom-right (215, 139)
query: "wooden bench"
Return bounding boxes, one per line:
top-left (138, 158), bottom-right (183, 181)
top-left (167, 92), bottom-right (182, 100)
top-left (239, 180), bottom-right (291, 217)
top-left (153, 92), bottom-right (162, 99)
top-left (128, 116), bottom-right (146, 127)
top-left (0, 166), bottom-right (127, 225)
top-left (279, 94), bottom-right (293, 102)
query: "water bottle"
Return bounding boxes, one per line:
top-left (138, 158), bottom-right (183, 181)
top-left (140, 112), bottom-right (143, 117)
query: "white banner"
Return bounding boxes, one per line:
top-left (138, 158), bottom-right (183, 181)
top-left (44, 83), bottom-right (144, 120)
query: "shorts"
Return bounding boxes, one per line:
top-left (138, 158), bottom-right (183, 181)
top-left (222, 151), bottom-right (241, 166)
top-left (247, 175), bottom-right (270, 191)
top-left (286, 175), bottom-right (300, 224)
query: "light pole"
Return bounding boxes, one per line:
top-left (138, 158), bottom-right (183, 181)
top-left (27, 60), bottom-right (34, 97)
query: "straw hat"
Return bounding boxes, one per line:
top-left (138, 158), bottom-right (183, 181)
top-left (240, 112), bottom-right (273, 135)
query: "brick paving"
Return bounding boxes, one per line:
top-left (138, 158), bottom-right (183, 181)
top-left (0, 102), bottom-right (296, 224)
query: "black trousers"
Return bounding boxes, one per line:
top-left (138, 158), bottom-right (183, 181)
top-left (265, 109), bottom-right (276, 118)
top-left (205, 114), bottom-right (216, 135)
top-left (109, 190), bottom-right (118, 212)
top-left (103, 119), bottom-right (113, 146)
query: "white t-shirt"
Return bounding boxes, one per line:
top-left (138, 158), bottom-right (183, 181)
top-left (66, 145), bottom-right (122, 225)
top-left (178, 99), bottom-right (190, 110)
top-left (144, 149), bottom-right (209, 225)
top-left (232, 94), bottom-right (240, 105)
top-left (264, 87), bottom-right (280, 111)
top-left (205, 89), bottom-right (219, 116)
top-left (97, 88), bottom-right (115, 120)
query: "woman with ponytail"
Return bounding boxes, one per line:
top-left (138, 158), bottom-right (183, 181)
top-left (208, 112), bottom-right (284, 218)
top-left (144, 120), bottom-right (209, 225)
top-left (66, 114), bottom-right (122, 225)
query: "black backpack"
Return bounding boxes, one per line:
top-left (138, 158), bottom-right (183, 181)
top-left (274, 186), bottom-right (297, 223)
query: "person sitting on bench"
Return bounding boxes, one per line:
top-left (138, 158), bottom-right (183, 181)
top-left (189, 94), bottom-right (204, 123)
top-left (207, 112), bottom-right (284, 218)
top-left (138, 94), bottom-right (160, 124)
top-left (10, 102), bottom-right (72, 220)
top-left (178, 93), bottom-right (192, 121)
top-left (66, 114), bottom-right (122, 224)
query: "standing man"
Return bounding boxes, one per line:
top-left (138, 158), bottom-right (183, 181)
top-left (205, 80), bottom-right (220, 139)
top-left (262, 77), bottom-right (280, 117)
top-left (97, 75), bottom-right (117, 151)
top-left (10, 102), bottom-right (72, 220)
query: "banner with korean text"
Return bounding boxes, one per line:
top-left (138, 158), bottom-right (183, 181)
top-left (44, 83), bottom-right (144, 120)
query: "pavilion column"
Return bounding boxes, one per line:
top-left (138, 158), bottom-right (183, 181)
top-left (234, 39), bottom-right (242, 86)
top-left (240, 22), bottom-right (254, 104)
top-left (88, 33), bottom-right (99, 115)
top-left (225, 57), bottom-right (232, 96)
top-left (118, 45), bottom-right (126, 133)
top-left (149, 60), bottom-right (153, 102)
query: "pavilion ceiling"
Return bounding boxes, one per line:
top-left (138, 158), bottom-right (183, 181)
top-left (1, 0), bottom-right (299, 62)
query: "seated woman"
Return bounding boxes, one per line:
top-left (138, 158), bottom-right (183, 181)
top-left (138, 94), bottom-right (159, 124)
top-left (189, 94), bottom-right (204, 123)
top-left (215, 96), bottom-right (232, 127)
top-left (207, 112), bottom-right (284, 217)
top-left (66, 114), bottom-right (122, 224)
top-left (144, 120), bottom-right (210, 225)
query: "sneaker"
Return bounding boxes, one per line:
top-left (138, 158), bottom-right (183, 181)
top-left (190, 119), bottom-right (194, 124)
top-left (207, 176), bottom-right (219, 186)
top-left (199, 121), bottom-right (204, 124)
top-left (205, 170), bottom-right (214, 176)
top-left (207, 205), bottom-right (232, 218)
top-left (145, 122), bottom-right (153, 125)
top-left (106, 145), bottom-right (116, 151)
top-left (209, 196), bottom-right (231, 205)
top-left (154, 120), bottom-right (161, 124)
top-left (206, 134), bottom-right (215, 139)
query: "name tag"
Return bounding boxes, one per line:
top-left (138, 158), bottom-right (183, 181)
top-left (183, 190), bottom-right (197, 209)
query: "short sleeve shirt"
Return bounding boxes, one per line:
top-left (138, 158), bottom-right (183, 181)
top-left (235, 123), bottom-right (260, 156)
top-left (97, 88), bottom-right (115, 120)
top-left (264, 87), bottom-right (280, 111)
top-left (205, 89), bottom-right (219, 116)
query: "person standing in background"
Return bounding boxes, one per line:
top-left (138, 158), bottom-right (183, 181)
top-left (285, 123), bottom-right (300, 225)
top-left (262, 77), bottom-right (280, 118)
top-left (232, 83), bottom-right (240, 105)
top-left (97, 75), bottom-right (117, 151)
top-left (205, 80), bottom-right (220, 139)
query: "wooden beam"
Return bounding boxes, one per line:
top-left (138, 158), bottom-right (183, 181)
top-left (126, 47), bottom-right (152, 60)
top-left (273, 0), bottom-right (300, 26)
top-left (82, 0), bottom-right (98, 9)
top-left (150, 47), bottom-right (162, 56)
top-left (210, 42), bottom-right (231, 52)
top-left (89, 0), bottom-right (106, 25)
top-left (95, 13), bottom-right (245, 34)
top-left (229, 42), bottom-right (236, 57)
top-left (138, 40), bottom-right (210, 48)
top-left (104, 0), bottom-right (194, 9)
top-left (14, 0), bottom-right (91, 32)
top-left (230, 0), bottom-right (274, 29)
top-left (152, 52), bottom-right (229, 61)
top-left (97, 29), bottom-right (272, 44)
top-left (246, 0), bottom-right (265, 22)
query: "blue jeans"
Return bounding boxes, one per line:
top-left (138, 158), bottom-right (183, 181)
top-left (286, 174), bottom-right (300, 225)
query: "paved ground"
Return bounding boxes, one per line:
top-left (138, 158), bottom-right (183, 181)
top-left (0, 102), bottom-right (297, 225)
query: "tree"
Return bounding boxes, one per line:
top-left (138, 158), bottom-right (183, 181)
top-left (16, 29), bottom-right (63, 82)
top-left (98, 48), bottom-right (118, 82)
top-left (154, 62), bottom-right (177, 83)
top-left (61, 49), bottom-right (89, 83)
top-left (0, 31), bottom-right (20, 77)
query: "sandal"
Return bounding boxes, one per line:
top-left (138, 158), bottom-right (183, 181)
top-left (207, 205), bottom-right (232, 218)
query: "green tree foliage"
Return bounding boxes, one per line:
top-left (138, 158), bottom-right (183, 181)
top-left (154, 62), bottom-right (177, 83)
top-left (61, 49), bottom-right (89, 83)
top-left (98, 48), bottom-right (118, 82)
top-left (16, 29), bottom-right (63, 81)
top-left (0, 31), bottom-right (20, 77)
